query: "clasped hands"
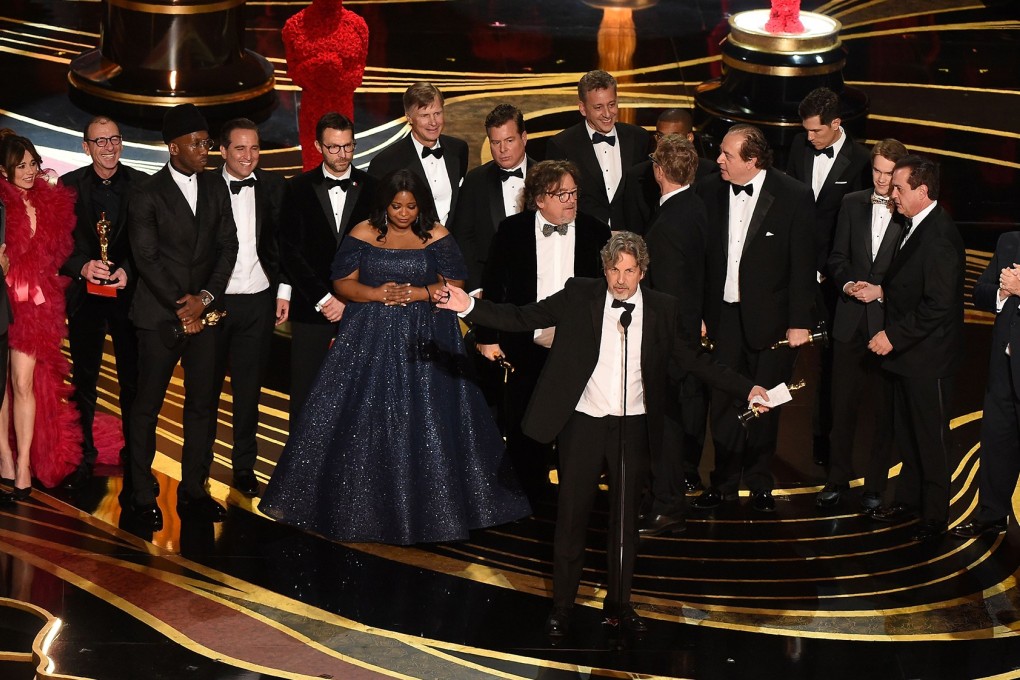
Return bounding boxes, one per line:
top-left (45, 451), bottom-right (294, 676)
top-left (176, 294), bottom-right (207, 335)
top-left (845, 280), bottom-right (882, 304)
top-left (999, 264), bottom-right (1020, 300)
top-left (81, 259), bottom-right (128, 289)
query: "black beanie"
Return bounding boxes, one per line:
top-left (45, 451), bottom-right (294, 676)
top-left (162, 103), bottom-right (208, 144)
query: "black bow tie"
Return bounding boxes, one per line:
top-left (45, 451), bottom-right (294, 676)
top-left (500, 167), bottom-right (524, 182)
top-left (324, 177), bottom-right (351, 192)
top-left (898, 218), bottom-right (914, 250)
top-left (611, 298), bottom-right (635, 313)
top-left (814, 146), bottom-right (835, 158)
top-left (542, 223), bottom-right (568, 237)
top-left (591, 132), bottom-right (616, 146)
top-left (229, 177), bottom-right (257, 194)
top-left (421, 145), bottom-right (444, 159)
top-left (871, 194), bottom-right (890, 205)
top-left (731, 183), bottom-right (753, 197)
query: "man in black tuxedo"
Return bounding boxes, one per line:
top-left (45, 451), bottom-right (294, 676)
top-left (639, 134), bottom-right (711, 535)
top-left (623, 108), bottom-right (716, 235)
top-left (818, 139), bottom-right (908, 509)
top-left (439, 232), bottom-right (766, 637)
top-left (868, 155), bottom-right (964, 542)
top-left (693, 124), bottom-right (816, 513)
top-left (786, 87), bottom-right (872, 466)
top-left (280, 112), bottom-right (376, 422)
top-left (952, 232), bottom-right (1020, 538)
top-left (477, 160), bottom-right (610, 499)
top-left (368, 82), bottom-right (468, 225)
top-left (211, 118), bottom-right (287, 498)
top-left (125, 104), bottom-right (239, 530)
top-left (449, 103), bottom-right (533, 292)
top-left (545, 70), bottom-right (650, 230)
top-left (58, 115), bottom-right (146, 490)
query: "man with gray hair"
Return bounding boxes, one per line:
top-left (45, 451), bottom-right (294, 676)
top-left (437, 231), bottom-right (767, 640)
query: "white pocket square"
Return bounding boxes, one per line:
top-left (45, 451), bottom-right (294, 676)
top-left (766, 231), bottom-right (775, 237)
top-left (835, 181), bottom-right (847, 185)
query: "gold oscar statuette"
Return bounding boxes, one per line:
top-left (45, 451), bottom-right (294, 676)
top-left (739, 379), bottom-right (806, 427)
top-left (159, 309), bottom-right (228, 349)
top-left (86, 211), bottom-right (117, 297)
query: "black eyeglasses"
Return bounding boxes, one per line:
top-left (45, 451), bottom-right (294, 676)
top-left (322, 142), bottom-right (356, 155)
top-left (546, 188), bottom-right (580, 203)
top-left (648, 153), bottom-right (659, 165)
top-left (86, 135), bottom-right (123, 148)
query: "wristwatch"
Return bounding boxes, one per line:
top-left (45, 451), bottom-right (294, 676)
top-left (199, 291), bottom-right (213, 307)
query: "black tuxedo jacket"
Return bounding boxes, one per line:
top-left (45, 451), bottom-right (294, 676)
top-left (545, 121), bottom-right (650, 230)
top-left (223, 167), bottom-right (286, 291)
top-left (644, 188), bottom-right (709, 340)
top-left (279, 166), bottom-right (376, 325)
top-left (974, 231), bottom-right (1020, 399)
top-left (448, 156), bottom-right (535, 290)
top-left (466, 278), bottom-right (753, 449)
top-left (881, 204), bottom-right (964, 378)
top-left (623, 156), bottom-right (716, 235)
top-left (786, 131), bottom-right (872, 274)
top-left (60, 163), bottom-right (148, 316)
top-left (476, 210), bottom-right (611, 346)
top-left (367, 133), bottom-right (468, 223)
top-left (127, 165), bottom-right (239, 331)
top-left (697, 168), bottom-right (817, 350)
top-left (827, 189), bottom-right (905, 342)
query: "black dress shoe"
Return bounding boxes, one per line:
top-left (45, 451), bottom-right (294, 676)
top-left (815, 483), bottom-right (846, 508)
top-left (870, 502), bottom-right (915, 523)
top-left (951, 518), bottom-right (1008, 538)
top-left (751, 490), bottom-right (776, 513)
top-left (177, 495), bottom-right (227, 522)
top-left (604, 604), bottom-right (648, 635)
top-left (691, 488), bottom-right (737, 510)
top-left (0, 476), bottom-right (13, 488)
top-left (60, 464), bottom-right (92, 491)
top-left (232, 469), bottom-right (260, 497)
top-left (544, 607), bottom-right (570, 638)
top-left (683, 476), bottom-right (705, 495)
top-left (128, 503), bottom-right (163, 531)
top-left (638, 514), bottom-right (686, 536)
top-left (910, 521), bottom-right (946, 542)
top-left (860, 492), bottom-right (882, 512)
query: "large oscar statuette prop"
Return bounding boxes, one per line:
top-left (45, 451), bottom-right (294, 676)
top-left (86, 212), bottom-right (118, 298)
top-left (770, 322), bottom-right (829, 350)
top-left (159, 308), bottom-right (228, 350)
top-left (739, 379), bottom-right (805, 428)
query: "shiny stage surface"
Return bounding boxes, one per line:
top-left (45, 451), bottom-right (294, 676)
top-left (1, 0), bottom-right (1020, 678)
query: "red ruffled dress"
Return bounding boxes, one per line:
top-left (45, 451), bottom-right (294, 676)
top-left (0, 177), bottom-right (121, 487)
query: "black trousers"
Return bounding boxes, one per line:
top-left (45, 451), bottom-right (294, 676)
top-left (502, 340), bottom-right (552, 499)
top-left (553, 412), bottom-right (649, 611)
top-left (648, 375), bottom-right (707, 516)
top-left (812, 281), bottom-right (838, 443)
top-left (68, 293), bottom-right (139, 466)
top-left (976, 351), bottom-right (1020, 522)
top-left (289, 320), bottom-right (338, 423)
top-left (709, 303), bottom-right (796, 494)
top-left (213, 290), bottom-right (275, 474)
top-left (890, 373), bottom-right (955, 525)
top-left (827, 316), bottom-right (894, 491)
top-left (127, 327), bottom-right (218, 506)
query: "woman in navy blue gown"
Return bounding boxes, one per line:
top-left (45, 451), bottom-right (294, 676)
top-left (261, 170), bottom-right (530, 544)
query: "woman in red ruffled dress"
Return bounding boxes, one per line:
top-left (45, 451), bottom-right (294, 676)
top-left (0, 130), bottom-right (82, 498)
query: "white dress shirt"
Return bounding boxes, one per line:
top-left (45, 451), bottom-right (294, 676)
top-left (323, 164), bottom-right (352, 233)
top-left (533, 210), bottom-right (576, 347)
top-left (411, 136), bottom-right (453, 224)
top-left (576, 289), bottom-right (646, 417)
top-left (723, 169), bottom-right (767, 303)
top-left (870, 196), bottom-right (895, 262)
top-left (811, 127), bottom-right (847, 198)
top-left (500, 159), bottom-right (527, 217)
top-left (168, 163), bottom-right (198, 215)
top-left (222, 168), bottom-right (271, 295)
top-left (586, 121), bottom-right (623, 222)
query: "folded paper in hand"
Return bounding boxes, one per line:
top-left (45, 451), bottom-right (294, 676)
top-left (750, 383), bottom-right (793, 408)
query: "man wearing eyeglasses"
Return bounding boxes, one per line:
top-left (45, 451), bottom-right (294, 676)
top-left (124, 103), bottom-right (239, 530)
top-left (209, 118), bottom-right (287, 498)
top-left (58, 116), bottom-right (148, 491)
top-left (279, 112), bottom-right (375, 422)
top-left (477, 160), bottom-right (610, 500)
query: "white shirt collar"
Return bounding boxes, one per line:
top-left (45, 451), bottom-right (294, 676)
top-left (585, 120), bottom-right (618, 140)
top-left (321, 164), bottom-right (352, 181)
top-left (659, 185), bottom-right (690, 205)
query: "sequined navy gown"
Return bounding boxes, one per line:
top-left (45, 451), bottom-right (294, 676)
top-left (261, 235), bottom-right (531, 544)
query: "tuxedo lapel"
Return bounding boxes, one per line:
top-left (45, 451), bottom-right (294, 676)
top-left (158, 168), bottom-right (198, 249)
top-left (743, 182), bottom-right (774, 256)
top-left (311, 173), bottom-right (339, 239)
top-left (590, 286), bottom-right (605, 345)
top-left (253, 173), bottom-right (267, 244)
top-left (338, 175), bottom-right (365, 240)
top-left (441, 134), bottom-right (460, 188)
top-left (486, 163), bottom-right (505, 233)
top-left (872, 212), bottom-right (903, 275)
top-left (817, 144), bottom-right (852, 203)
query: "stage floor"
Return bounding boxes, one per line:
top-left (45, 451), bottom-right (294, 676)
top-left (1, 1), bottom-right (1020, 678)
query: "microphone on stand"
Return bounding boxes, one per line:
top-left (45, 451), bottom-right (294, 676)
top-left (607, 296), bottom-right (635, 635)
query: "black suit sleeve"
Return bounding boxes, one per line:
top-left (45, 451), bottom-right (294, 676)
top-left (279, 180), bottom-right (331, 306)
top-left (465, 285), bottom-right (567, 333)
top-left (827, 195), bottom-right (854, 293)
top-left (886, 237), bottom-right (961, 351)
top-left (202, 182), bottom-right (240, 300)
top-left (128, 187), bottom-right (186, 311)
top-left (474, 224), bottom-right (512, 344)
top-left (647, 213), bottom-right (705, 338)
top-left (974, 233), bottom-right (1013, 313)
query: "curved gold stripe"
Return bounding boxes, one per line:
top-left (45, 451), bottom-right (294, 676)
top-left (106, 0), bottom-right (245, 15)
top-left (870, 113), bottom-right (1020, 141)
top-left (844, 20), bottom-right (1020, 41)
top-left (849, 80), bottom-right (1020, 96)
top-left (720, 54), bottom-right (846, 76)
top-left (839, 4), bottom-right (986, 29)
top-left (67, 72), bottom-right (275, 106)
